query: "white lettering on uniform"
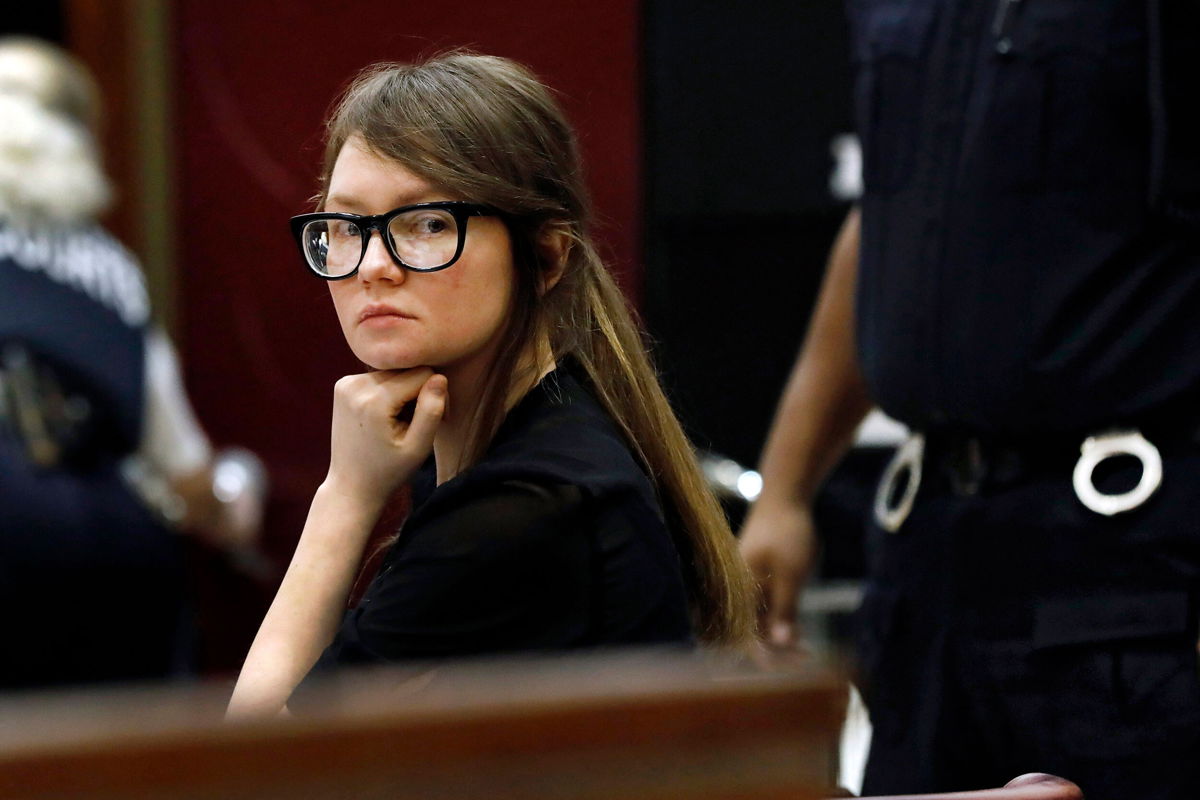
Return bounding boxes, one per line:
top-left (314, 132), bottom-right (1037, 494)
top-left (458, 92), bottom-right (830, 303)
top-left (0, 226), bottom-right (149, 327)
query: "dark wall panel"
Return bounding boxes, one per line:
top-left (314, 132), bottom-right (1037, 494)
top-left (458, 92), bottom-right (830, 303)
top-left (644, 0), bottom-right (854, 468)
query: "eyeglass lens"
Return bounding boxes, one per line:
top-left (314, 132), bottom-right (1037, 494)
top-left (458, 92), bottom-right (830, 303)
top-left (302, 207), bottom-right (464, 276)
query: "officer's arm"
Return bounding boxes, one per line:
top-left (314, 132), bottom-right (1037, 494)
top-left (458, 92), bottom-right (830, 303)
top-left (738, 207), bottom-right (872, 648)
top-left (137, 328), bottom-right (265, 556)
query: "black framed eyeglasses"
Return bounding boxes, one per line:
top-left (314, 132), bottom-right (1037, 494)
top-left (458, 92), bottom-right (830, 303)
top-left (289, 201), bottom-right (497, 280)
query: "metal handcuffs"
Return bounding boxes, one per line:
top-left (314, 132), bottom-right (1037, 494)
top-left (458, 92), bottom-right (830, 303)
top-left (873, 428), bottom-right (1162, 531)
top-left (1072, 429), bottom-right (1162, 517)
top-left (873, 433), bottom-right (925, 533)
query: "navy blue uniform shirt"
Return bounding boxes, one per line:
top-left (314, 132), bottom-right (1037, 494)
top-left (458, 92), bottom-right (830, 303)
top-left (0, 222), bottom-right (148, 453)
top-left (849, 0), bottom-right (1200, 436)
top-left (0, 221), bottom-right (184, 688)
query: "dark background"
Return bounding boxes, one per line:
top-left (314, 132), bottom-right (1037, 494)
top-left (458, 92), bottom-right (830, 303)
top-left (644, 0), bottom-right (854, 468)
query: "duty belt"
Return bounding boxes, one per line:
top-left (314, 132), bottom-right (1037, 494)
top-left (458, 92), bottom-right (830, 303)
top-left (873, 428), bottom-right (1167, 532)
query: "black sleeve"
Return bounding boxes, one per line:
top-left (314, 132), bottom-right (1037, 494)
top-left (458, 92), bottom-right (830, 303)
top-left (320, 479), bottom-right (592, 665)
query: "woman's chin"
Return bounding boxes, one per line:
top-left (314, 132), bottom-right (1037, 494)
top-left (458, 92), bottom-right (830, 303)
top-left (355, 351), bottom-right (425, 372)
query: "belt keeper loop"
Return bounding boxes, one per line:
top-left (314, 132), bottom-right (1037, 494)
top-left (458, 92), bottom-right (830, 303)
top-left (949, 437), bottom-right (986, 496)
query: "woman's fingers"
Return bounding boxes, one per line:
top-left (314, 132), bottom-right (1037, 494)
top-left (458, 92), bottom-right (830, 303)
top-left (367, 367), bottom-right (434, 415)
top-left (326, 368), bottom-right (446, 504)
top-left (366, 369), bottom-right (444, 440)
top-left (402, 374), bottom-right (447, 453)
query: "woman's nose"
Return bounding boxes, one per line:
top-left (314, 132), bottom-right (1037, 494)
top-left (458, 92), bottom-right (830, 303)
top-left (357, 230), bottom-right (405, 282)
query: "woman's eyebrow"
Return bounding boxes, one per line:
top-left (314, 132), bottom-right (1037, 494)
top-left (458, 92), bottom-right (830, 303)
top-left (324, 191), bottom-right (449, 213)
top-left (323, 194), bottom-right (367, 212)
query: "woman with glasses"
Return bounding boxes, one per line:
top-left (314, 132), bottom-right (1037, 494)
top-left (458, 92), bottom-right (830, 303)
top-left (228, 53), bottom-right (754, 715)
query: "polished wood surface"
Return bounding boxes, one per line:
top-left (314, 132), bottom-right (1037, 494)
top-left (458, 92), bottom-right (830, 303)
top-left (0, 650), bottom-right (843, 800)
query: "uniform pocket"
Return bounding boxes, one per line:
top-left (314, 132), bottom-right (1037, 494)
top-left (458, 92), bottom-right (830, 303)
top-left (1032, 590), bottom-right (1200, 760)
top-left (1033, 590), bottom-right (1193, 649)
top-left (961, 0), bottom-right (1145, 196)
top-left (1016, 0), bottom-right (1146, 194)
top-left (848, 0), bottom-right (937, 193)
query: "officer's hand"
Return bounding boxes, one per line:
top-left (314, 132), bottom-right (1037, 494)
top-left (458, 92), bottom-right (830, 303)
top-left (325, 368), bottom-right (447, 508)
top-left (174, 450), bottom-right (268, 573)
top-left (738, 500), bottom-right (817, 650)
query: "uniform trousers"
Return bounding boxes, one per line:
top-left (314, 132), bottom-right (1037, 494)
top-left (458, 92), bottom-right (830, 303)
top-left (0, 437), bottom-right (190, 688)
top-left (856, 436), bottom-right (1200, 800)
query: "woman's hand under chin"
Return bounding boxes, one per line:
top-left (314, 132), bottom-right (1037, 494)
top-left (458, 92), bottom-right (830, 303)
top-left (323, 367), bottom-right (448, 509)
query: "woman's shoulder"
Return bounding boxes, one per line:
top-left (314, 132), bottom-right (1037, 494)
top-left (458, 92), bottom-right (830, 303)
top-left (404, 365), bottom-right (662, 538)
top-left (469, 366), bottom-right (652, 498)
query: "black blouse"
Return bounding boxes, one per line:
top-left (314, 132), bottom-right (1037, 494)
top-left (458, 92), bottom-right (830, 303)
top-left (302, 364), bottom-right (694, 680)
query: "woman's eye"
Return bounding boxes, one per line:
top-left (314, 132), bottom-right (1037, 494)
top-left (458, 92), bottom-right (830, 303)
top-left (331, 220), bottom-right (360, 239)
top-left (391, 210), bottom-right (456, 243)
top-left (414, 215), bottom-right (449, 235)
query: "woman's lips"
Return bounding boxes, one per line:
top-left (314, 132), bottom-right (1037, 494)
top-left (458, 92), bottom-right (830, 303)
top-left (359, 304), bottom-right (414, 325)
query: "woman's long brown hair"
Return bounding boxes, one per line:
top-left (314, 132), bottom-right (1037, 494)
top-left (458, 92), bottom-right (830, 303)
top-left (317, 52), bottom-right (755, 647)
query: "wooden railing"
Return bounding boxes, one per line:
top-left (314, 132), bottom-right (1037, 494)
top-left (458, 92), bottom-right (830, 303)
top-left (0, 650), bottom-right (844, 799)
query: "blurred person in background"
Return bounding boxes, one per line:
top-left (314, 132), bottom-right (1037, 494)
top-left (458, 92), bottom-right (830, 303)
top-left (227, 53), bottom-right (755, 717)
top-left (740, 2), bottom-right (1199, 798)
top-left (0, 37), bottom-right (265, 688)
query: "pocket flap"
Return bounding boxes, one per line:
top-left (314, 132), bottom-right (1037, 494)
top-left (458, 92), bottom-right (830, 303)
top-left (849, 0), bottom-right (937, 61)
top-left (1033, 591), bottom-right (1194, 649)
top-left (1024, 1), bottom-right (1119, 60)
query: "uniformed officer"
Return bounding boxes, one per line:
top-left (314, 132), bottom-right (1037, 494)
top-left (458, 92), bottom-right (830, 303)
top-left (740, 1), bottom-right (1200, 797)
top-left (0, 37), bottom-right (265, 688)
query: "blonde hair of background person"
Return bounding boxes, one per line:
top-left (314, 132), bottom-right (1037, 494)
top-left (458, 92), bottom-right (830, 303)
top-left (228, 53), bottom-right (755, 716)
top-left (0, 37), bottom-right (109, 221)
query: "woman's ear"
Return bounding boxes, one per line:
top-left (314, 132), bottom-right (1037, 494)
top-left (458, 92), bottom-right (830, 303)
top-left (536, 222), bottom-right (572, 295)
